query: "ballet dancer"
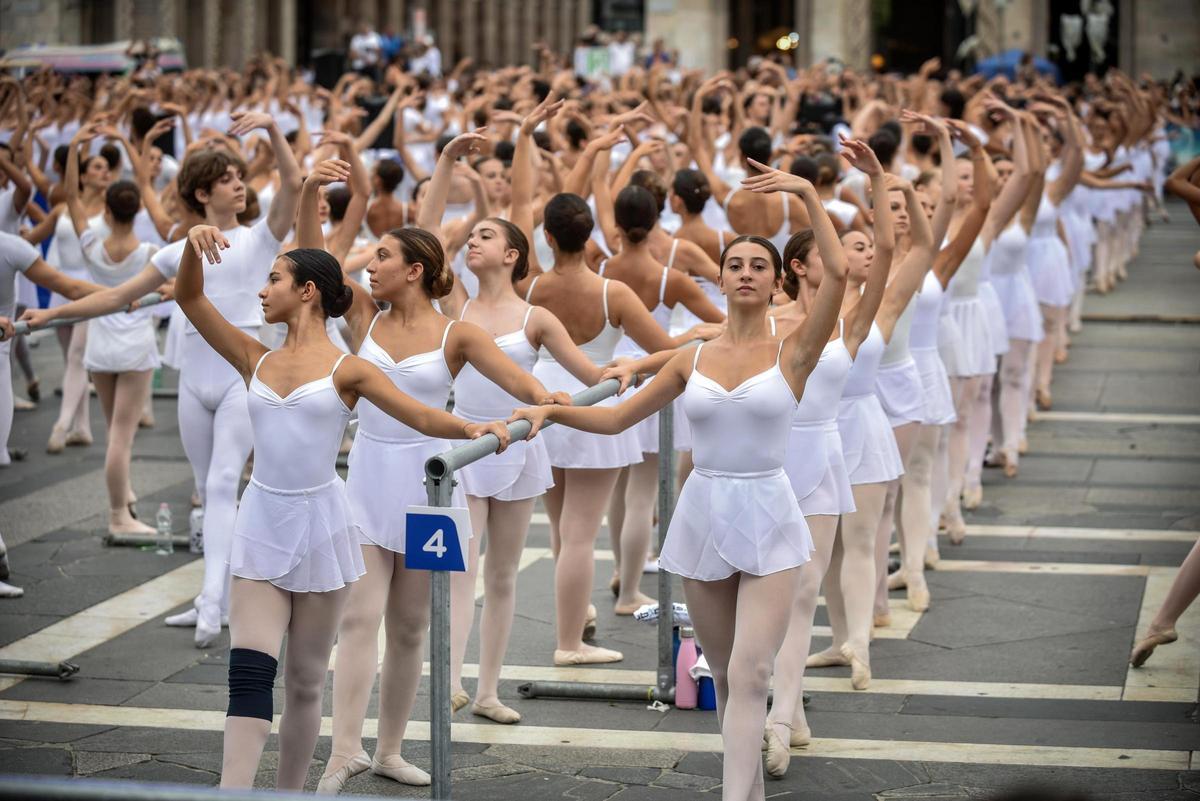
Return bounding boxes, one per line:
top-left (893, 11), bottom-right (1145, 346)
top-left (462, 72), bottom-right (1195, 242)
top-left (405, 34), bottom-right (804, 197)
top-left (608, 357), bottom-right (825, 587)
top-left (174, 222), bottom-right (508, 790)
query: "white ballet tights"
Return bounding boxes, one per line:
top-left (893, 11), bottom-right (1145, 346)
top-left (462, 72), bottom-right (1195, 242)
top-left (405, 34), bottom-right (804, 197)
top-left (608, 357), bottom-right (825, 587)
top-left (610, 455), bottom-right (659, 609)
top-left (929, 422), bottom-right (953, 551)
top-left (997, 339), bottom-right (1035, 464)
top-left (899, 424), bottom-right (940, 579)
top-left (823, 482), bottom-right (888, 660)
top-left (683, 567), bottom-right (800, 801)
top-left (944, 375), bottom-right (984, 530)
top-left (221, 577), bottom-right (350, 790)
top-left (91, 370), bottom-right (153, 515)
top-left (769, 514), bottom-right (838, 737)
top-left (545, 466), bottom-right (621, 652)
top-left (450, 494), bottom-right (536, 705)
top-left (177, 377), bottom-right (252, 617)
top-left (329, 544), bottom-right (429, 775)
top-left (874, 423), bottom-right (917, 616)
top-left (1035, 304), bottom-right (1067, 397)
top-left (53, 323), bottom-right (92, 436)
top-left (964, 373), bottom-right (995, 492)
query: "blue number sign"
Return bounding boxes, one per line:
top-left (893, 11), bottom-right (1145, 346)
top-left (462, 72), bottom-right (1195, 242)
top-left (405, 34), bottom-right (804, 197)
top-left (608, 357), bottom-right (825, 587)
top-left (404, 506), bottom-right (472, 571)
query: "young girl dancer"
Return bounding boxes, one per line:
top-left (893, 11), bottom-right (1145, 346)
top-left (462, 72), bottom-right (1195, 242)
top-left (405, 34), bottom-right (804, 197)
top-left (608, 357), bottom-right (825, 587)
top-left (174, 222), bottom-right (509, 791)
top-left (320, 134), bottom-right (565, 792)
top-left (513, 227), bottom-right (841, 801)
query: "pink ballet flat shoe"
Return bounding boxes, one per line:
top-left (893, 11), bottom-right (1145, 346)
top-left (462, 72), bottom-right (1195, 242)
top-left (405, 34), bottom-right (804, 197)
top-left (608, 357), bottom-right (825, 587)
top-left (805, 647), bottom-right (849, 668)
top-left (840, 644), bottom-right (871, 690)
top-left (1130, 629), bottom-right (1178, 668)
top-left (370, 754), bottom-right (430, 786)
top-left (764, 721), bottom-right (792, 778)
top-left (554, 645), bottom-right (623, 666)
top-left (472, 700), bottom-right (521, 724)
top-left (316, 751), bottom-right (370, 794)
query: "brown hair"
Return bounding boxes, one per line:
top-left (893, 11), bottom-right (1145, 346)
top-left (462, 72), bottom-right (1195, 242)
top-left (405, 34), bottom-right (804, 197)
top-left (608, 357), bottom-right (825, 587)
top-left (720, 234), bottom-right (782, 277)
top-left (386, 227), bottom-right (454, 299)
top-left (178, 149), bottom-right (247, 217)
top-left (781, 229), bottom-right (816, 300)
top-left (485, 217), bottom-right (530, 282)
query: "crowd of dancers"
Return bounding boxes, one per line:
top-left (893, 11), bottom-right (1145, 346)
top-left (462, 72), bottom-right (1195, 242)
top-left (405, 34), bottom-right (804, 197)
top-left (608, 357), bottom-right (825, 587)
top-left (0, 52), bottom-right (1196, 800)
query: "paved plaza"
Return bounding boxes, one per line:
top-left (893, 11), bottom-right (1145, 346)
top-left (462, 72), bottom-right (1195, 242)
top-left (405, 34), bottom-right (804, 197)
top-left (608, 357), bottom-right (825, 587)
top-left (0, 205), bottom-right (1197, 799)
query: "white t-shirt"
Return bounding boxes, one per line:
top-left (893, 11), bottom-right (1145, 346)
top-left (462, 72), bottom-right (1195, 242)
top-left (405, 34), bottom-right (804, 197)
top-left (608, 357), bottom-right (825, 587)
top-left (0, 232), bottom-right (38, 316)
top-left (608, 41), bottom-right (636, 76)
top-left (350, 32), bottom-right (383, 69)
top-left (152, 219), bottom-right (283, 333)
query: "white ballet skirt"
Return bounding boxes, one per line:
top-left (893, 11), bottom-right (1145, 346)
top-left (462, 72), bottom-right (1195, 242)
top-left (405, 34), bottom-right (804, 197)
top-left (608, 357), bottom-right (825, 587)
top-left (660, 345), bottom-right (812, 581)
top-left (937, 313), bottom-right (968, 377)
top-left (231, 476), bottom-right (366, 592)
top-left (943, 239), bottom-right (996, 377)
top-left (786, 338), bottom-right (855, 517)
top-left (875, 359), bottom-right (926, 427)
top-left (838, 324), bottom-right (904, 485)
top-left (535, 359), bottom-right (645, 468)
top-left (987, 224), bottom-right (1044, 343)
top-left (1027, 195), bottom-right (1075, 309)
top-left (909, 272), bottom-right (956, 425)
top-left (978, 280), bottom-right (1009, 358)
top-left (347, 431), bottom-right (467, 552)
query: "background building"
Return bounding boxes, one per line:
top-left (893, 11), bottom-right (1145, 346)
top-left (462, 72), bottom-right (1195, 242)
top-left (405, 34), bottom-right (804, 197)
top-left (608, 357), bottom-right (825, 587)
top-left (1, 0), bottom-right (1196, 80)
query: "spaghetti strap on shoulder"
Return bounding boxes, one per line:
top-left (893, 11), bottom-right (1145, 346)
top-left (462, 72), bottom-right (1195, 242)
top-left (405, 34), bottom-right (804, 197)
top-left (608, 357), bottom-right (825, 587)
top-left (252, 350), bottom-right (272, 378)
top-left (524, 275), bottom-right (540, 302)
top-left (722, 187), bottom-right (737, 213)
top-left (364, 311), bottom-right (385, 341)
top-left (666, 239), bottom-right (679, 270)
top-left (459, 299), bottom-right (472, 321)
top-left (329, 353), bottom-right (350, 378)
top-left (440, 319), bottom-right (456, 350)
top-left (658, 266), bottom-right (670, 304)
top-left (520, 304), bottom-right (536, 331)
top-left (691, 342), bottom-right (705, 370)
top-left (598, 259), bottom-right (607, 276)
top-left (601, 278), bottom-right (612, 324)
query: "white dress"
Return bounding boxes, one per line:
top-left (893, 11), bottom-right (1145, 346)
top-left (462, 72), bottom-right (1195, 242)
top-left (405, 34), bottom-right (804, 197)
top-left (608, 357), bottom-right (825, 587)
top-left (660, 342), bottom-right (813, 580)
top-left (785, 326), bottom-right (855, 517)
top-left (529, 277), bottom-right (643, 469)
top-left (345, 315), bottom-right (466, 553)
top-left (1027, 194), bottom-right (1074, 309)
top-left (909, 272), bottom-right (956, 425)
top-left (453, 304), bottom-right (554, 501)
top-left (230, 353), bottom-right (366, 592)
top-left (78, 230), bottom-right (160, 373)
top-left (942, 237), bottom-right (996, 377)
top-left (987, 222), bottom-right (1043, 343)
top-left (838, 323), bottom-right (904, 485)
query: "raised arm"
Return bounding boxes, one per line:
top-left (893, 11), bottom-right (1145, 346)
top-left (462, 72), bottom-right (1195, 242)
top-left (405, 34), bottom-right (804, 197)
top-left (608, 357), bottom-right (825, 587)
top-left (843, 139), bottom-right (897, 350)
top-left (174, 225), bottom-right (267, 378)
top-left (980, 99), bottom-right (1031, 246)
top-left (1165, 154), bottom-right (1200, 208)
top-left (354, 83), bottom-right (409, 152)
top-left (415, 129), bottom-right (488, 239)
top-left (687, 78), bottom-right (734, 204)
top-left (512, 97), bottom-right (563, 258)
top-left (902, 110), bottom-right (957, 245)
top-left (132, 118), bottom-right (178, 239)
top-left (64, 124), bottom-right (98, 237)
top-left (321, 132), bottom-right (371, 262)
top-left (1041, 97), bottom-right (1083, 206)
top-left (296, 158), bottom-right (351, 249)
top-left (931, 145), bottom-right (990, 290)
top-left (229, 111), bottom-right (303, 241)
top-left (563, 125), bottom-right (626, 199)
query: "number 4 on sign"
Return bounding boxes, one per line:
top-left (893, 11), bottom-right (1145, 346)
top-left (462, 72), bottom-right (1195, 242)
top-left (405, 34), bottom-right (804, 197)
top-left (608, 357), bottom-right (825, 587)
top-left (404, 506), bottom-right (472, 571)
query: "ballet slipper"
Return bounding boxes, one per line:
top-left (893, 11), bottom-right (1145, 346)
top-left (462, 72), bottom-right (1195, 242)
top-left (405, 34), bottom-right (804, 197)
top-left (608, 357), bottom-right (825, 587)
top-left (316, 751), bottom-right (371, 794)
top-left (944, 508), bottom-right (966, 545)
top-left (840, 644), bottom-right (871, 690)
top-left (108, 512), bottom-right (156, 537)
top-left (962, 484), bottom-right (983, 510)
top-left (472, 700), bottom-right (521, 724)
top-left (763, 721), bottom-right (792, 778)
top-left (13, 397), bottom-right (35, 411)
top-left (370, 754), bottom-right (431, 786)
top-left (614, 593), bottom-right (655, 616)
top-left (583, 604), bottom-right (598, 641)
top-left (924, 546), bottom-right (940, 569)
top-left (1002, 450), bottom-right (1019, 478)
top-left (1054, 348), bottom-right (1068, 365)
top-left (805, 647), bottom-right (849, 668)
top-left (554, 645), bottom-right (623, 666)
top-left (887, 570), bottom-right (907, 590)
top-left (643, 557), bottom-right (660, 573)
top-left (873, 612), bottom-right (892, 628)
top-left (194, 603), bottom-right (222, 648)
top-left (165, 608), bottom-right (229, 627)
top-left (790, 724), bottom-right (812, 748)
top-left (609, 573), bottom-right (620, 597)
top-left (450, 689), bottom-right (470, 712)
top-left (46, 425), bottom-right (68, 454)
top-left (1035, 388), bottom-right (1052, 411)
top-left (1018, 436), bottom-right (1028, 455)
top-left (1130, 629), bottom-right (1178, 668)
top-left (139, 411), bottom-right (156, 429)
top-left (0, 580), bottom-right (24, 598)
top-left (906, 573), bottom-right (930, 612)
top-left (65, 429), bottom-right (93, 447)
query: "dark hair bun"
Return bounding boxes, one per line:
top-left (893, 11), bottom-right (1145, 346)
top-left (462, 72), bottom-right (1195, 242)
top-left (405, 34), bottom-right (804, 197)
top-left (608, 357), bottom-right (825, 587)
top-left (626, 226), bottom-right (650, 244)
top-left (327, 284), bottom-right (354, 318)
top-left (429, 260), bottom-right (455, 299)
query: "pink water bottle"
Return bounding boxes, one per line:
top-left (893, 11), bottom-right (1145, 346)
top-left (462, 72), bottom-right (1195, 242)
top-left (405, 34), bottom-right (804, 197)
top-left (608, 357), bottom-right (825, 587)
top-left (675, 626), bottom-right (699, 709)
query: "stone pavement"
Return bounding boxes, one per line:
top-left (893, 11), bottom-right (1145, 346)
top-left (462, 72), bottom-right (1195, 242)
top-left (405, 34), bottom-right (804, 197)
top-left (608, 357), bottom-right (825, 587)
top-left (0, 203), bottom-right (1198, 799)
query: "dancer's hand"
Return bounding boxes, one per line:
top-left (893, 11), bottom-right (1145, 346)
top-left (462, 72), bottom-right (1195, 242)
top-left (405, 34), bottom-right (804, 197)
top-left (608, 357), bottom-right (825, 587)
top-left (306, 158), bottom-right (351, 188)
top-left (508, 406), bottom-right (553, 439)
top-left (539, 391), bottom-right (573, 406)
top-left (464, 420), bottom-right (513, 454)
top-left (188, 224), bottom-right (230, 265)
top-left (0, 316), bottom-right (14, 341)
top-left (742, 159), bottom-right (816, 196)
top-left (600, 359), bottom-right (640, 395)
top-left (18, 307), bottom-right (54, 330)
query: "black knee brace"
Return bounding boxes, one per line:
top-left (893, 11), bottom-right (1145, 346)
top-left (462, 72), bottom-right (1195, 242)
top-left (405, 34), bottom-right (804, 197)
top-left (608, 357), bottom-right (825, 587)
top-left (227, 648), bottom-right (278, 721)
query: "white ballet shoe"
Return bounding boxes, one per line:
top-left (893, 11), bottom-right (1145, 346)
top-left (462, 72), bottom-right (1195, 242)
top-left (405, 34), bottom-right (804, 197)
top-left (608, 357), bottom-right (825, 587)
top-left (0, 580), bottom-right (24, 598)
top-left (805, 647), bottom-right (848, 668)
top-left (371, 754), bottom-right (431, 786)
top-left (194, 604), bottom-right (222, 649)
top-left (46, 425), bottom-right (68, 454)
top-left (472, 700), bottom-right (521, 724)
top-left (906, 573), bottom-right (930, 612)
top-left (886, 570), bottom-right (907, 590)
top-left (554, 645), bottom-right (623, 666)
top-left (840, 644), bottom-right (871, 690)
top-left (165, 608), bottom-right (229, 627)
top-left (316, 751), bottom-right (370, 794)
top-left (763, 721), bottom-right (791, 778)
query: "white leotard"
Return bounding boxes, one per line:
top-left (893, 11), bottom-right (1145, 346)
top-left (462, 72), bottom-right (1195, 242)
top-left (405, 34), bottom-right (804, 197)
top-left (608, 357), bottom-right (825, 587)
top-left (908, 272), bottom-right (956, 425)
top-left (660, 340), bottom-right (812, 580)
top-left (942, 237), bottom-right (997, 376)
top-left (229, 352), bottom-right (365, 592)
top-left (838, 323), bottom-right (903, 484)
top-left (78, 229), bottom-right (160, 373)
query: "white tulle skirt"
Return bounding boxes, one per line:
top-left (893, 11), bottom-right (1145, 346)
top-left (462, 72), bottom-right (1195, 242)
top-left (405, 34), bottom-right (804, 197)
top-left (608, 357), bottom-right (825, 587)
top-left (532, 360), bottom-right (643, 469)
top-left (837, 394), bottom-right (904, 485)
top-left (785, 421), bottom-right (856, 517)
top-left (911, 346), bottom-right (956, 425)
top-left (230, 476), bottom-right (366, 593)
top-left (660, 467), bottom-right (813, 581)
top-left (944, 296), bottom-right (996, 377)
top-left (456, 409), bottom-right (554, 501)
top-left (875, 358), bottom-right (926, 427)
top-left (937, 313), bottom-right (968, 377)
top-left (345, 430), bottom-right (466, 554)
top-left (989, 269), bottom-right (1045, 343)
top-left (1027, 238), bottom-right (1074, 308)
top-left (978, 281), bottom-right (1010, 357)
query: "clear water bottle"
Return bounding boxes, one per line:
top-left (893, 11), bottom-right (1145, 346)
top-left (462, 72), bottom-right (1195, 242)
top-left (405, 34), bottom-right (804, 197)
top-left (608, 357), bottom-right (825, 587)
top-left (155, 503), bottom-right (174, 556)
top-left (188, 508), bottom-right (204, 554)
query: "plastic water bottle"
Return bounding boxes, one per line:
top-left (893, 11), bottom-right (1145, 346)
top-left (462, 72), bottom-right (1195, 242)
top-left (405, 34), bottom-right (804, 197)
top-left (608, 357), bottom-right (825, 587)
top-left (675, 626), bottom-right (699, 709)
top-left (155, 503), bottom-right (174, 556)
top-left (188, 508), bottom-right (204, 554)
